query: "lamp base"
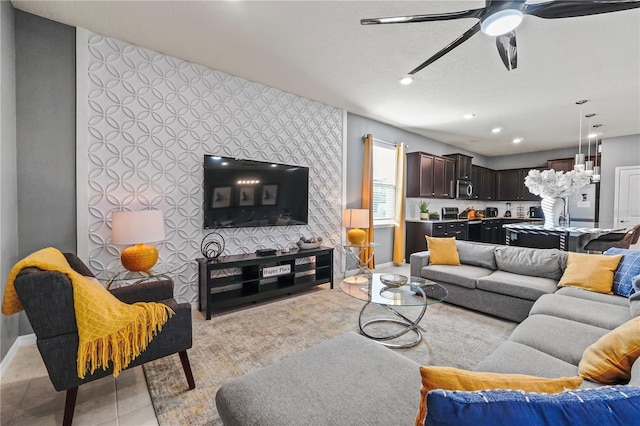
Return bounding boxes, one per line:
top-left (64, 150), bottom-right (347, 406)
top-left (347, 228), bottom-right (367, 245)
top-left (121, 243), bottom-right (158, 272)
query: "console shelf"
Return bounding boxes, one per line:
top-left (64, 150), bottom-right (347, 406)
top-left (198, 247), bottom-right (334, 319)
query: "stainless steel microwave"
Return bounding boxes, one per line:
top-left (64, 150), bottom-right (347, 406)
top-left (456, 180), bottom-right (474, 199)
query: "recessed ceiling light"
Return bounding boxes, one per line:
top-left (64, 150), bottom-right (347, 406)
top-left (512, 138), bottom-right (523, 144)
top-left (491, 127), bottom-right (502, 133)
top-left (463, 113), bottom-right (475, 120)
top-left (399, 76), bottom-right (414, 85)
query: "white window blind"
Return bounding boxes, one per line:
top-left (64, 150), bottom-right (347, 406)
top-left (372, 143), bottom-right (397, 222)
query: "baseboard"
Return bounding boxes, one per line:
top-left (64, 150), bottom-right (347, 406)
top-left (0, 334), bottom-right (36, 378)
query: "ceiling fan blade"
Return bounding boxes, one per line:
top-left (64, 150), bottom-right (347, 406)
top-left (361, 8), bottom-right (484, 25)
top-left (525, 0), bottom-right (640, 19)
top-left (496, 31), bottom-right (517, 71)
top-left (409, 22), bottom-right (482, 75)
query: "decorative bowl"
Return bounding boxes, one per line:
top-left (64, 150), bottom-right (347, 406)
top-left (298, 241), bottom-right (321, 250)
top-left (379, 273), bottom-right (408, 288)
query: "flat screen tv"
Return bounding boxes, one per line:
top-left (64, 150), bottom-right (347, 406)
top-left (203, 155), bottom-right (309, 229)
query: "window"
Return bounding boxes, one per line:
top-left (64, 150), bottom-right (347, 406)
top-left (372, 143), bottom-right (397, 223)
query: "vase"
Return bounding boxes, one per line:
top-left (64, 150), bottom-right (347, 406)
top-left (540, 197), bottom-right (565, 228)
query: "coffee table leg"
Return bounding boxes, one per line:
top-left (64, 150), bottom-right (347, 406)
top-left (357, 287), bottom-right (427, 349)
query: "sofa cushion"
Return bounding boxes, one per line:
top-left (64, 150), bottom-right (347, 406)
top-left (529, 294), bottom-right (631, 330)
top-left (423, 386), bottom-right (640, 426)
top-left (494, 246), bottom-right (566, 280)
top-left (455, 240), bottom-right (497, 270)
top-left (415, 366), bottom-right (581, 426)
top-left (477, 271), bottom-right (557, 301)
top-left (557, 252), bottom-right (623, 295)
top-left (579, 317), bottom-right (640, 385)
top-left (475, 341), bottom-right (582, 380)
top-left (509, 314), bottom-right (610, 366)
top-left (421, 264), bottom-right (493, 289)
top-left (604, 248), bottom-right (640, 297)
top-left (554, 286), bottom-right (630, 307)
top-left (426, 237), bottom-right (460, 265)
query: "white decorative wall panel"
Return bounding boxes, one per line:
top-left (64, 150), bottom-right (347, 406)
top-left (84, 33), bottom-right (343, 303)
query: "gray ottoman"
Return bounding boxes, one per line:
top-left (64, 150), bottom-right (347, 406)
top-left (215, 332), bottom-right (422, 425)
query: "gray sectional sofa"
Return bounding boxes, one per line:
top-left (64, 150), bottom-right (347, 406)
top-left (410, 241), bottom-right (568, 322)
top-left (216, 244), bottom-right (639, 425)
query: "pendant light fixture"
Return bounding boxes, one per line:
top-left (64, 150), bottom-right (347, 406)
top-left (592, 124), bottom-right (603, 183)
top-left (574, 100), bottom-right (587, 171)
top-left (584, 113), bottom-right (596, 176)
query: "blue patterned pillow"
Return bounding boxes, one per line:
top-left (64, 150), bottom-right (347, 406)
top-left (604, 248), bottom-right (640, 297)
top-left (424, 386), bottom-right (640, 426)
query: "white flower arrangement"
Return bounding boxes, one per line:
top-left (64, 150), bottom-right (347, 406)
top-left (524, 169), bottom-right (591, 199)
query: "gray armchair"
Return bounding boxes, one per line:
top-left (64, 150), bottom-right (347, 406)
top-left (13, 253), bottom-right (195, 426)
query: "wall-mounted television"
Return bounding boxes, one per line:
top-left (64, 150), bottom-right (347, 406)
top-left (203, 155), bottom-right (309, 229)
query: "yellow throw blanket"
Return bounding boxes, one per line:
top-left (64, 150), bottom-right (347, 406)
top-left (2, 247), bottom-right (174, 378)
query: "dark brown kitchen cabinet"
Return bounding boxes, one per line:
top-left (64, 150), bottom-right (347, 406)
top-left (497, 168), bottom-right (540, 201)
top-left (406, 152), bottom-right (454, 199)
top-left (471, 165), bottom-right (496, 200)
top-left (433, 156), bottom-right (455, 198)
top-left (444, 153), bottom-right (473, 180)
top-left (547, 158), bottom-right (574, 172)
top-left (481, 219), bottom-right (502, 244)
top-left (405, 220), bottom-right (468, 260)
top-left (407, 152), bottom-right (434, 198)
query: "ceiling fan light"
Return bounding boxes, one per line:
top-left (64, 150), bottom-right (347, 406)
top-left (481, 9), bottom-right (524, 36)
top-left (399, 76), bottom-right (414, 85)
top-left (378, 16), bottom-right (410, 24)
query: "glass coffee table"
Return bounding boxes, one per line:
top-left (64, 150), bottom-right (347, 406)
top-left (340, 273), bottom-right (447, 348)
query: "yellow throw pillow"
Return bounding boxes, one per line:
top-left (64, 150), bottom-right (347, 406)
top-left (557, 252), bottom-right (623, 295)
top-left (579, 316), bottom-right (640, 385)
top-left (425, 237), bottom-right (460, 266)
top-left (415, 366), bottom-right (582, 426)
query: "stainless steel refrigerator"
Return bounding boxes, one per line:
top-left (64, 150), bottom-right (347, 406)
top-left (567, 183), bottom-right (599, 228)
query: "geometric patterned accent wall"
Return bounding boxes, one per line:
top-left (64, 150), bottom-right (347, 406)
top-left (83, 33), bottom-right (343, 304)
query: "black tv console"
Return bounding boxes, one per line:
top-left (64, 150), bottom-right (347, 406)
top-left (197, 247), bottom-right (334, 320)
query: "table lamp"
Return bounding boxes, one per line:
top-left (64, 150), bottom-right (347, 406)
top-left (343, 209), bottom-right (369, 245)
top-left (111, 210), bottom-right (165, 272)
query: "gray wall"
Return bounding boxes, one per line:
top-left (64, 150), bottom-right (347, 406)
top-left (15, 10), bottom-right (76, 260)
top-left (599, 134), bottom-right (640, 228)
top-left (11, 11), bottom-right (76, 338)
top-left (1, 0), bottom-right (19, 361)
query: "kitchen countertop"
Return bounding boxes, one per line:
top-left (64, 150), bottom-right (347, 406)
top-left (407, 217), bottom-right (544, 224)
top-left (503, 222), bottom-right (614, 236)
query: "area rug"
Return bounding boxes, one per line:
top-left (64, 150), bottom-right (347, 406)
top-left (142, 288), bottom-right (517, 425)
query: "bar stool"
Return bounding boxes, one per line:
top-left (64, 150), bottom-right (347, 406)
top-left (583, 224), bottom-right (640, 253)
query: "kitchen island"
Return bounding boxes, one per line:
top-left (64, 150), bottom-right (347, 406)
top-left (503, 223), bottom-right (615, 252)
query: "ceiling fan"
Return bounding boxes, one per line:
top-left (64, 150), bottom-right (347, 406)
top-left (361, 0), bottom-right (640, 73)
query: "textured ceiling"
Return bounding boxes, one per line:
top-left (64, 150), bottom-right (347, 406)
top-left (13, 0), bottom-right (640, 156)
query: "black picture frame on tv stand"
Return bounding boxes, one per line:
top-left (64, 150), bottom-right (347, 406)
top-left (203, 155), bottom-right (309, 229)
top-left (197, 247), bottom-right (334, 319)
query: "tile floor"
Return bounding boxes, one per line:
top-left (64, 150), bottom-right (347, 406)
top-left (1, 345), bottom-right (157, 426)
top-left (0, 263), bottom-right (408, 425)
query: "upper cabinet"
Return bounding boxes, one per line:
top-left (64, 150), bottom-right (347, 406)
top-left (444, 153), bottom-right (473, 180)
top-left (547, 158), bottom-right (574, 173)
top-left (497, 168), bottom-right (541, 201)
top-left (472, 165), bottom-right (496, 200)
top-left (406, 152), bottom-right (454, 199)
top-left (548, 156), bottom-right (599, 173)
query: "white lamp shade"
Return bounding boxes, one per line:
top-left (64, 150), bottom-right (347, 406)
top-left (112, 210), bottom-right (165, 245)
top-left (342, 209), bottom-right (369, 229)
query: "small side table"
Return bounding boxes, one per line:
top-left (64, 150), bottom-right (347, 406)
top-left (340, 242), bottom-right (379, 284)
top-left (97, 265), bottom-right (179, 289)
